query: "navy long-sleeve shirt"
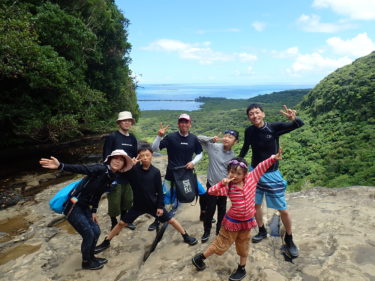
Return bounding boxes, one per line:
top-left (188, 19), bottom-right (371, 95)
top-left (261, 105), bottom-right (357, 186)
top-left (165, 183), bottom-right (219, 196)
top-left (60, 163), bottom-right (117, 213)
top-left (102, 131), bottom-right (137, 183)
top-left (125, 163), bottom-right (164, 211)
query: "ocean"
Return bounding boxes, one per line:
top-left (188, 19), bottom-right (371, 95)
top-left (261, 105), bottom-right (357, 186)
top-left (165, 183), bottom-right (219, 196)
top-left (136, 84), bottom-right (313, 111)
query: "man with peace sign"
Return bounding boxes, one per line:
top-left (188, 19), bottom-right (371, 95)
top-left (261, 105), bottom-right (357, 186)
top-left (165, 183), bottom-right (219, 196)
top-left (152, 114), bottom-right (203, 172)
top-left (239, 104), bottom-right (304, 258)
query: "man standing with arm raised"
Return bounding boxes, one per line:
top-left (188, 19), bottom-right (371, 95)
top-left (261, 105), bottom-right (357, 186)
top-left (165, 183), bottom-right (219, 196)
top-left (239, 104), bottom-right (304, 258)
top-left (149, 114), bottom-right (203, 230)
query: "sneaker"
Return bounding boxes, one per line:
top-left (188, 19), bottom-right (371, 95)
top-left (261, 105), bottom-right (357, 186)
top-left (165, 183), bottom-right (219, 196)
top-left (92, 256), bottom-right (108, 265)
top-left (201, 231), bottom-right (210, 243)
top-left (229, 264), bottom-right (246, 281)
top-left (211, 218), bottom-right (216, 224)
top-left (82, 259), bottom-right (104, 270)
top-left (252, 229), bottom-right (267, 243)
top-left (94, 238), bottom-right (110, 254)
top-left (126, 223), bottom-right (136, 230)
top-left (183, 232), bottom-right (198, 246)
top-left (284, 233), bottom-right (299, 258)
top-left (192, 253), bottom-right (206, 271)
top-left (148, 220), bottom-right (160, 231)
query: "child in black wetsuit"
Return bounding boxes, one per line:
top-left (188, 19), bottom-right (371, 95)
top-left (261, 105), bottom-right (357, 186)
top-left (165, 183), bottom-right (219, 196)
top-left (94, 143), bottom-right (197, 254)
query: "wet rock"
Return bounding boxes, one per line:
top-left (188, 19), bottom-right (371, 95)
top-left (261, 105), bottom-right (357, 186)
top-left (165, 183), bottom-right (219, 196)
top-left (0, 191), bottom-right (23, 209)
top-left (0, 157), bottom-right (374, 281)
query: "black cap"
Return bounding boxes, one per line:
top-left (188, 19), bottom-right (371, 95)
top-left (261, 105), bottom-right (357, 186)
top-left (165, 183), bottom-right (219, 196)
top-left (224, 129), bottom-right (239, 140)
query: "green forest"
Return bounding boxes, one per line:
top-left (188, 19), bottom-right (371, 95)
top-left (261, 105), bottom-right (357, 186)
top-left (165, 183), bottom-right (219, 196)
top-left (0, 0), bottom-right (139, 148)
top-left (1, 1), bottom-right (374, 191)
top-left (135, 52), bottom-right (375, 191)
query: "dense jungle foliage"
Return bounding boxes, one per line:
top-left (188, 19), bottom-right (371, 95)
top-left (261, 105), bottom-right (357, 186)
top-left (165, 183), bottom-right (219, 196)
top-left (1, 0), bottom-right (373, 191)
top-left (0, 0), bottom-right (139, 148)
top-left (135, 52), bottom-right (375, 190)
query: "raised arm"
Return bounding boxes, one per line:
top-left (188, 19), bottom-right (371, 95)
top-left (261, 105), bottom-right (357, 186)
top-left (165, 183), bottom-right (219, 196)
top-left (248, 148), bottom-right (282, 183)
top-left (197, 135), bottom-right (220, 149)
top-left (208, 180), bottom-right (229, 196)
top-left (151, 122), bottom-right (170, 152)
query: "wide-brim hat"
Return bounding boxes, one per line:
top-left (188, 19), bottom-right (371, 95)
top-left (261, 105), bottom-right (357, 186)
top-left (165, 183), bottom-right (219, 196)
top-left (117, 111), bottom-right (135, 124)
top-left (104, 149), bottom-right (133, 172)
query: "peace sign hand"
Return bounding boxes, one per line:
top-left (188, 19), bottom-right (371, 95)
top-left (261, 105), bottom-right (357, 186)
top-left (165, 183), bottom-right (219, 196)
top-left (212, 132), bottom-right (223, 143)
top-left (222, 177), bottom-right (235, 186)
top-left (158, 122), bottom-right (170, 137)
top-left (280, 105), bottom-right (297, 121)
top-left (132, 155), bottom-right (141, 165)
top-left (212, 136), bottom-right (222, 143)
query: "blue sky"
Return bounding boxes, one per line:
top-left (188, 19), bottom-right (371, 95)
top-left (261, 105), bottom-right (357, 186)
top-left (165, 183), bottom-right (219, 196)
top-left (116, 0), bottom-right (375, 86)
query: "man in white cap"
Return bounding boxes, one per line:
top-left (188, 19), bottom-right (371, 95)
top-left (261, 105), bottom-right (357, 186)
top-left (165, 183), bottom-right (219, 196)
top-left (149, 113), bottom-right (203, 230)
top-left (103, 111), bottom-right (138, 230)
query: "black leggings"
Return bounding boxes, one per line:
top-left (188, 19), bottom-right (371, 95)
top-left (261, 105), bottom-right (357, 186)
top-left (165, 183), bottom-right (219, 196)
top-left (200, 181), bottom-right (227, 234)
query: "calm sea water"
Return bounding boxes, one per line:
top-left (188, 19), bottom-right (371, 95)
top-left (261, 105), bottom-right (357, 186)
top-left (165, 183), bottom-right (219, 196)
top-left (137, 84), bottom-right (313, 111)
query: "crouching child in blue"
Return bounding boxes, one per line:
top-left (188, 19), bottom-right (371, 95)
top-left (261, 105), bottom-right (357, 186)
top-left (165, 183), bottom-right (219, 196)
top-left (94, 143), bottom-right (197, 254)
top-left (39, 149), bottom-right (133, 270)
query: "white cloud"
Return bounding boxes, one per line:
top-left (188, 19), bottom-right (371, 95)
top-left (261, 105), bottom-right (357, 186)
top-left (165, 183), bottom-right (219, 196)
top-left (313, 0), bottom-right (375, 20)
top-left (297, 14), bottom-right (354, 33)
top-left (237, 53), bottom-right (257, 62)
top-left (143, 39), bottom-right (189, 51)
top-left (143, 39), bottom-right (257, 65)
top-left (252, 21), bottom-right (266, 32)
top-left (271, 47), bottom-right (300, 58)
top-left (287, 52), bottom-right (352, 76)
top-left (327, 33), bottom-right (375, 57)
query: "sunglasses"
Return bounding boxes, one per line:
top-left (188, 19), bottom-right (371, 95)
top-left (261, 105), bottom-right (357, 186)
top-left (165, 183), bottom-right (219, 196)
top-left (228, 159), bottom-right (248, 169)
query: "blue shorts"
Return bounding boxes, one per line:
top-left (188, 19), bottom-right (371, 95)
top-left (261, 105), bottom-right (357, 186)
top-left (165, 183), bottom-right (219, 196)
top-left (121, 207), bottom-right (173, 224)
top-left (251, 168), bottom-right (288, 210)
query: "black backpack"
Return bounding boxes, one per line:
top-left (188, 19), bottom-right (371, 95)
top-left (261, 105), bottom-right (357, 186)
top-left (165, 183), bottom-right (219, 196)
top-left (171, 166), bottom-right (198, 203)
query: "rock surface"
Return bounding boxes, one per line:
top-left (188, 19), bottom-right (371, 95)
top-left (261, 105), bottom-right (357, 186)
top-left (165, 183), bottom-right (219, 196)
top-left (0, 156), bottom-right (375, 281)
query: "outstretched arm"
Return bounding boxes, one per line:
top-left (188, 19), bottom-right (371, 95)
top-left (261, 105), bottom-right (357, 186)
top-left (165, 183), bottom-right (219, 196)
top-left (151, 122), bottom-right (170, 152)
top-left (249, 148), bottom-right (282, 183)
top-left (39, 156), bottom-right (60, 169)
top-left (280, 105), bottom-right (297, 121)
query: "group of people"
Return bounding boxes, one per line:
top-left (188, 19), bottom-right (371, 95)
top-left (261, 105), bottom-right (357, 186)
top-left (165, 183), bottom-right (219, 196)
top-left (39, 103), bottom-right (304, 281)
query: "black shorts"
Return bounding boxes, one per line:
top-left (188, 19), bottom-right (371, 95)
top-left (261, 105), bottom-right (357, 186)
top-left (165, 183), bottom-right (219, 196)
top-left (121, 207), bottom-right (173, 224)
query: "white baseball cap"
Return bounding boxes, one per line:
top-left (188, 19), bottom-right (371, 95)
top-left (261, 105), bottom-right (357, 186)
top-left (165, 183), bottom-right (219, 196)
top-left (178, 113), bottom-right (191, 122)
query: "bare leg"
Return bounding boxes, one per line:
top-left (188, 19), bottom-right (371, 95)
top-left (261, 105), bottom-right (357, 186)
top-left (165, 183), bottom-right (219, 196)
top-left (203, 247), bottom-right (215, 259)
top-left (239, 256), bottom-right (247, 266)
top-left (107, 220), bottom-right (127, 240)
top-left (168, 218), bottom-right (185, 234)
top-left (254, 204), bottom-right (264, 227)
top-left (279, 209), bottom-right (292, 235)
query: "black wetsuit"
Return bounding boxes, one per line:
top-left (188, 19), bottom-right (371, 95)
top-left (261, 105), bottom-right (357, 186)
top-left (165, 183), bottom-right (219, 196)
top-left (159, 132), bottom-right (203, 180)
top-left (239, 118), bottom-right (304, 172)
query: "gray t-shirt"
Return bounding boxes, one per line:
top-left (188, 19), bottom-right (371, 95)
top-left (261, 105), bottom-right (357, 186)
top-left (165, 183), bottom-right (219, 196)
top-left (198, 135), bottom-right (235, 186)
